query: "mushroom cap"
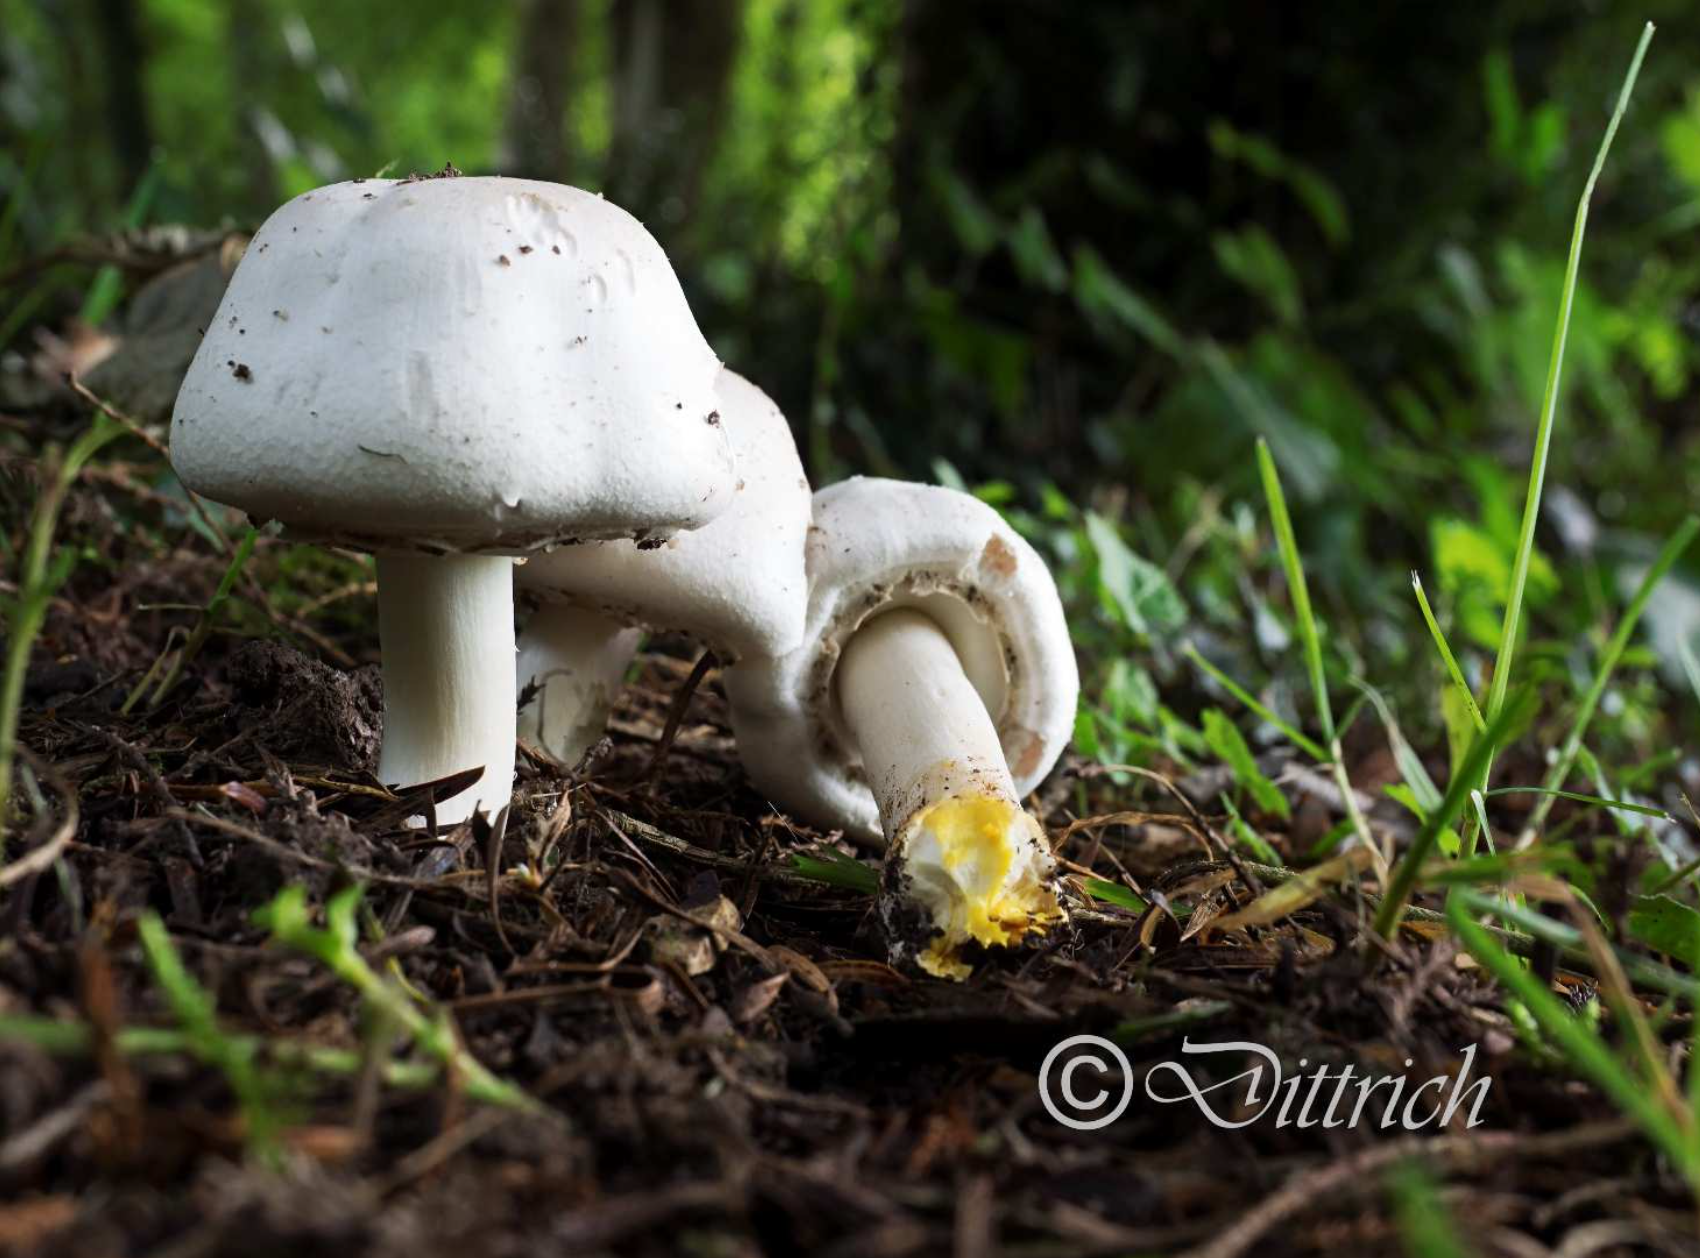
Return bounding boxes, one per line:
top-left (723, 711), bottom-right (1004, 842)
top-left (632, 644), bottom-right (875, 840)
top-left (515, 370), bottom-right (810, 661)
top-left (169, 176), bottom-right (734, 554)
top-left (725, 477), bottom-right (1079, 843)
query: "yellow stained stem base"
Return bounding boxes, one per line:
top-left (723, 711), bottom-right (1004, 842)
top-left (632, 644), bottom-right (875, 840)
top-left (899, 790), bottom-right (1062, 980)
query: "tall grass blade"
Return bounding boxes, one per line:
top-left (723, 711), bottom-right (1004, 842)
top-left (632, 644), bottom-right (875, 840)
top-left (1256, 437), bottom-right (1380, 874)
top-left (1183, 641), bottom-right (1327, 761)
top-left (0, 417), bottom-right (122, 853)
top-left (1475, 23), bottom-right (1654, 834)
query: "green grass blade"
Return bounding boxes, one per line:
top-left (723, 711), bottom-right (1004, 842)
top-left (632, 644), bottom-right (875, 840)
top-left (1257, 437), bottom-right (1380, 872)
top-left (1487, 786), bottom-right (1671, 821)
top-left (1183, 641), bottom-right (1327, 761)
top-left (791, 849), bottom-right (879, 895)
top-left (0, 416), bottom-right (122, 853)
top-left (149, 526), bottom-right (260, 707)
top-left (1083, 877), bottom-right (1148, 911)
top-left (1387, 1161), bottom-right (1478, 1258)
top-left (79, 163), bottom-right (161, 327)
top-left (1112, 1000), bottom-right (1234, 1044)
top-left (1257, 438), bottom-right (1334, 742)
top-left (138, 912), bottom-right (281, 1156)
top-left (1469, 789), bottom-right (1497, 857)
top-left (256, 885), bottom-right (537, 1111)
top-left (1476, 23), bottom-right (1654, 816)
top-left (1454, 887), bottom-right (1697, 1001)
top-left (1446, 888), bottom-right (1699, 1187)
top-left (1375, 689), bottom-right (1533, 940)
top-left (0, 1014), bottom-right (512, 1103)
top-left (1412, 571), bottom-right (1485, 733)
top-left (1679, 638), bottom-right (1700, 710)
top-left (1518, 513), bottom-right (1698, 841)
top-left (1219, 791), bottom-right (1286, 867)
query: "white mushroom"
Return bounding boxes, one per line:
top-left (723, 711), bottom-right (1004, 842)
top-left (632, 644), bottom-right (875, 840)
top-left (170, 174), bottom-right (733, 823)
top-left (514, 370), bottom-right (810, 764)
top-left (725, 478), bottom-right (1079, 978)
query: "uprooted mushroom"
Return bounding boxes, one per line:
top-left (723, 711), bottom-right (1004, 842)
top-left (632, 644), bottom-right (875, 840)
top-left (726, 478), bottom-right (1080, 978)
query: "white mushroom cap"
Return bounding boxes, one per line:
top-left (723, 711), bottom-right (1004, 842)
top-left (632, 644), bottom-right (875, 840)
top-left (515, 370), bottom-right (810, 661)
top-left (725, 477), bottom-right (1079, 843)
top-left (170, 175), bottom-right (734, 552)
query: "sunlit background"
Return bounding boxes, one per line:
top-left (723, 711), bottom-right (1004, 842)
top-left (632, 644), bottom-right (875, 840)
top-left (7, 0), bottom-right (1700, 758)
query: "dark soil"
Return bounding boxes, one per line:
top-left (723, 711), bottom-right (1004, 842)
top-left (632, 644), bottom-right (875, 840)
top-left (1, 402), bottom-right (1695, 1258)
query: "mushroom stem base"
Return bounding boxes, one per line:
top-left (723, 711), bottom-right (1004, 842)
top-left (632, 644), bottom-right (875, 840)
top-left (837, 609), bottom-right (1062, 978)
top-left (375, 553), bottom-right (516, 825)
top-left (516, 603), bottom-right (642, 767)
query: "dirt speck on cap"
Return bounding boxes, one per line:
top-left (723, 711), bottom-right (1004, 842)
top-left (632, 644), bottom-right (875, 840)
top-left (497, 255), bottom-right (512, 267)
top-left (403, 161), bottom-right (463, 182)
top-left (232, 363), bottom-right (252, 381)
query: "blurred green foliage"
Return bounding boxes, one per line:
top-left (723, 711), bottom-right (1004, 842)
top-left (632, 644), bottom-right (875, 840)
top-left (6, 0), bottom-right (1700, 775)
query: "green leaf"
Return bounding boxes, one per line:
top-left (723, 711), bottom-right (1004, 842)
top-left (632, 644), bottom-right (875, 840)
top-left (1206, 120), bottom-right (1349, 246)
top-left (253, 884), bottom-right (311, 939)
top-left (1485, 786), bottom-right (1670, 820)
top-left (1102, 658), bottom-right (1160, 730)
top-left (1084, 878), bottom-right (1147, 912)
top-left (1350, 677), bottom-right (1441, 813)
top-left (1071, 244), bottom-right (1186, 356)
top-left (932, 166), bottom-right (1001, 256)
top-left (1482, 49), bottom-right (1522, 163)
top-left (1219, 792), bottom-right (1285, 866)
top-left (1518, 514), bottom-right (1699, 840)
top-left (1430, 516), bottom-right (1556, 649)
top-left (791, 849), bottom-right (879, 896)
top-left (1388, 1161), bottom-right (1478, 1258)
top-left (1628, 895), bottom-right (1700, 969)
top-left (1201, 709), bottom-right (1289, 819)
top-left (1212, 225), bottom-right (1303, 325)
top-left (1083, 512), bottom-right (1186, 638)
top-left (1006, 205), bottom-right (1068, 293)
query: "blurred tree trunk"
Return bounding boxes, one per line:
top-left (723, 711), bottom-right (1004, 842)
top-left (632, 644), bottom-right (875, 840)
top-left (502, 0), bottom-right (580, 181)
top-left (227, 0), bottom-right (279, 210)
top-left (605, 0), bottom-right (741, 225)
top-left (91, 0), bottom-right (154, 197)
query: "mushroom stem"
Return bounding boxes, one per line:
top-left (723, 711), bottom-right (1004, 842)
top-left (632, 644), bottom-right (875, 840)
top-left (516, 603), bottom-right (642, 766)
top-left (374, 553), bottom-right (517, 825)
top-left (836, 609), bottom-right (1061, 978)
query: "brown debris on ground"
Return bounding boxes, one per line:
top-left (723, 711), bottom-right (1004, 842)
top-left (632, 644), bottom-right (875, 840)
top-left (0, 396), bottom-right (1695, 1257)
